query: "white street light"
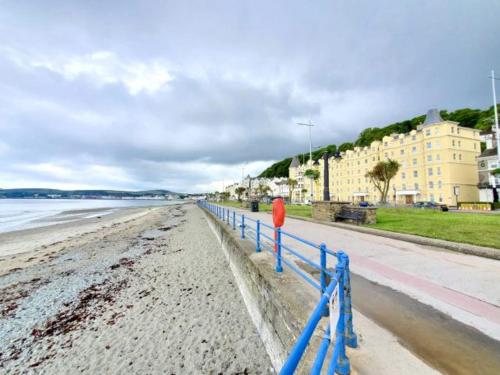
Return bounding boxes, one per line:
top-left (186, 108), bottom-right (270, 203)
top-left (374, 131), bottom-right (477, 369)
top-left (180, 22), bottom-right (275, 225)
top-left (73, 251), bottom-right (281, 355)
top-left (490, 70), bottom-right (500, 163)
top-left (297, 120), bottom-right (315, 203)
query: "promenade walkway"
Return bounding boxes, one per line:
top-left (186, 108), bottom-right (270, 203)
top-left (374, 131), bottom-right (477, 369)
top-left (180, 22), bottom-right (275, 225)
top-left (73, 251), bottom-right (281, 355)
top-left (231, 208), bottom-right (500, 341)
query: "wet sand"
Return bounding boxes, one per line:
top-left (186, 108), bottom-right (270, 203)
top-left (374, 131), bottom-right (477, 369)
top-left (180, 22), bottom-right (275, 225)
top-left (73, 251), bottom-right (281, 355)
top-left (0, 204), bottom-right (273, 374)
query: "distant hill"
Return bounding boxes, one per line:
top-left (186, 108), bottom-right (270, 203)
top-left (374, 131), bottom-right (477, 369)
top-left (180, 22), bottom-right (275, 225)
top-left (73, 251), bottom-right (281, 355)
top-left (259, 106), bottom-right (498, 178)
top-left (0, 188), bottom-right (183, 199)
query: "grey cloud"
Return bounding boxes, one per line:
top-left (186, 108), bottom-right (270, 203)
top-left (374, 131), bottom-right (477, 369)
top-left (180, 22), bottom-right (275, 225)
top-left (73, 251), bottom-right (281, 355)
top-left (1, 0), bottom-right (499, 192)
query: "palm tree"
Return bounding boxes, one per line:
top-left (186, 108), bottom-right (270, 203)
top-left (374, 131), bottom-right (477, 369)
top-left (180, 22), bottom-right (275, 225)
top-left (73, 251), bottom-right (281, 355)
top-left (365, 159), bottom-right (400, 203)
top-left (256, 184), bottom-right (271, 200)
top-left (235, 187), bottom-right (246, 202)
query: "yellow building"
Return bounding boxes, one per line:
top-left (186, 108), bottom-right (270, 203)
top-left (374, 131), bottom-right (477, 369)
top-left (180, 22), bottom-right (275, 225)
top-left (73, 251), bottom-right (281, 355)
top-left (289, 109), bottom-right (481, 206)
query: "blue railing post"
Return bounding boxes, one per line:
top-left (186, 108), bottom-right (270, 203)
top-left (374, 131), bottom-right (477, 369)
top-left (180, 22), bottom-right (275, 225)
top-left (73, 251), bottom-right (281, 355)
top-left (232, 211), bottom-right (236, 230)
top-left (329, 253), bottom-right (350, 375)
top-left (227, 209), bottom-right (230, 224)
top-left (276, 227), bottom-right (283, 272)
top-left (241, 215), bottom-right (245, 239)
top-left (343, 254), bottom-right (358, 348)
top-left (320, 243), bottom-right (329, 317)
top-left (256, 220), bottom-right (261, 252)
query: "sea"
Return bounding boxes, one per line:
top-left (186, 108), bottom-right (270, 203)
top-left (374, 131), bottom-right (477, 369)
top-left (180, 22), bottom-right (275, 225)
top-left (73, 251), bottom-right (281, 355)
top-left (0, 199), bottom-right (181, 233)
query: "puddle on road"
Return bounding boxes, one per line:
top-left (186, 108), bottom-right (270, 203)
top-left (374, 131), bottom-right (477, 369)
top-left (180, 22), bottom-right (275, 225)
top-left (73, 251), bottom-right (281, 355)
top-left (351, 273), bottom-right (500, 375)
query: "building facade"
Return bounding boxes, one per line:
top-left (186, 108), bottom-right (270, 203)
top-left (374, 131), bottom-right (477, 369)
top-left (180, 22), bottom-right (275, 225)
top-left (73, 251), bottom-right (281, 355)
top-left (478, 127), bottom-right (499, 202)
top-left (290, 109), bottom-right (481, 206)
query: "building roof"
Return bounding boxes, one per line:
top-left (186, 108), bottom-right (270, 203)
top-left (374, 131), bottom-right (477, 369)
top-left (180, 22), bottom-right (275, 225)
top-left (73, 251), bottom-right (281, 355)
top-left (290, 155), bottom-right (300, 168)
top-left (479, 147), bottom-right (498, 158)
top-left (423, 108), bottom-right (443, 125)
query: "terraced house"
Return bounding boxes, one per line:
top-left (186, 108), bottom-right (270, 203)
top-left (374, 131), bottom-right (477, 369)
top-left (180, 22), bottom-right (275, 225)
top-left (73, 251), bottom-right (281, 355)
top-left (289, 109), bottom-right (481, 206)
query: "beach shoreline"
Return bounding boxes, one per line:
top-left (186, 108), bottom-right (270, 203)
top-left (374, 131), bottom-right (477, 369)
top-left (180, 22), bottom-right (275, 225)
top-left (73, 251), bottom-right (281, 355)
top-left (0, 203), bottom-right (272, 373)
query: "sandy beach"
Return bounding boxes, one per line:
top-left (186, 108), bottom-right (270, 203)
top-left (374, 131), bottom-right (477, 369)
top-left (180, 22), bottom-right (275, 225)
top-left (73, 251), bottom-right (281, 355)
top-left (0, 204), bottom-right (273, 374)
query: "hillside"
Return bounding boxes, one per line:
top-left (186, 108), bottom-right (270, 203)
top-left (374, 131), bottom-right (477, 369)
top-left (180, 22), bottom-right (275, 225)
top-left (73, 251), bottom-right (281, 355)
top-left (259, 106), bottom-right (498, 178)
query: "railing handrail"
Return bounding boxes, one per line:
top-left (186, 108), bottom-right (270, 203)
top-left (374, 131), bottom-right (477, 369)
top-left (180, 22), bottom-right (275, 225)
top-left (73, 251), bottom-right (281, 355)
top-left (197, 200), bottom-right (357, 374)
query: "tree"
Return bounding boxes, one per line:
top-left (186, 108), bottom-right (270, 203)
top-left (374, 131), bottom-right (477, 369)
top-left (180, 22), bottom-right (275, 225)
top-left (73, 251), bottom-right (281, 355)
top-left (365, 159), bottom-right (401, 203)
top-left (301, 188), bottom-right (308, 202)
top-left (256, 184), bottom-right (271, 199)
top-left (288, 178), bottom-right (297, 202)
top-left (304, 169), bottom-right (320, 180)
top-left (235, 187), bottom-right (246, 202)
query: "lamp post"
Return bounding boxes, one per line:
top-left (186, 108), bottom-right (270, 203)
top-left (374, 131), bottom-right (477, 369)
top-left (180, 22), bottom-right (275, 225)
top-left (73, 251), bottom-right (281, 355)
top-left (491, 70), bottom-right (500, 163)
top-left (297, 120), bottom-right (315, 203)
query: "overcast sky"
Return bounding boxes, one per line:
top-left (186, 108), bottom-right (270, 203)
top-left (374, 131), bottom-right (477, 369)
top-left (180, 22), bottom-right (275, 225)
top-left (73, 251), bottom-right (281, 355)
top-left (1, 1), bottom-right (499, 193)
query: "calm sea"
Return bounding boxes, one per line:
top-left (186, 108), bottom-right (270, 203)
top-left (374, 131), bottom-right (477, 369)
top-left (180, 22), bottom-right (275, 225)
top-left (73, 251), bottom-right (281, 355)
top-left (0, 199), bottom-right (181, 233)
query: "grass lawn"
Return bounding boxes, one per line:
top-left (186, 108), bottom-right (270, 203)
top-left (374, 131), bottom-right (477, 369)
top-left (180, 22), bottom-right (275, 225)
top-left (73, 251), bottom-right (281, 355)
top-left (367, 208), bottom-right (500, 249)
top-left (217, 202), bottom-right (499, 249)
top-left (218, 201), bottom-right (312, 218)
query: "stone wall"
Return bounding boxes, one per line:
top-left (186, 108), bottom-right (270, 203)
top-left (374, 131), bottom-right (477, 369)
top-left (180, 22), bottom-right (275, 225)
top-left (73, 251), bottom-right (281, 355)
top-left (201, 207), bottom-right (320, 373)
top-left (312, 201), bottom-right (377, 224)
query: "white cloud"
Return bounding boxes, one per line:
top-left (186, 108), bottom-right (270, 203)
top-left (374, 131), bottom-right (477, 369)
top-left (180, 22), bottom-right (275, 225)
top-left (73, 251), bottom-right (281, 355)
top-left (32, 51), bottom-right (173, 95)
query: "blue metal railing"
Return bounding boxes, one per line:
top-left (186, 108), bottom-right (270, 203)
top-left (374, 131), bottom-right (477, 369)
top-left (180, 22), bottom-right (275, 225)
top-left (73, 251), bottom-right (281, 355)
top-left (198, 200), bottom-right (357, 374)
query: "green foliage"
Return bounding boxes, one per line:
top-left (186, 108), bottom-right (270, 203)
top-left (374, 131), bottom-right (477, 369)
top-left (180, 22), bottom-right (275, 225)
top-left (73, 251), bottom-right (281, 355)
top-left (304, 169), bottom-right (320, 180)
top-left (259, 106), bottom-right (499, 178)
top-left (365, 159), bottom-right (401, 203)
top-left (259, 157), bottom-right (292, 178)
top-left (491, 168), bottom-right (500, 176)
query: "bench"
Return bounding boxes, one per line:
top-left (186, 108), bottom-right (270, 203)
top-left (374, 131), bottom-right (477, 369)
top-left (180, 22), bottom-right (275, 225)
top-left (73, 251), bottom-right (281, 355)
top-left (335, 207), bottom-right (364, 225)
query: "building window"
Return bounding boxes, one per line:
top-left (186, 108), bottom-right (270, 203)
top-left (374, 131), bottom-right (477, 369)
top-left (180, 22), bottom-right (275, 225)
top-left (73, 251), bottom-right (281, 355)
top-left (457, 128), bottom-right (460, 134)
top-left (412, 146), bottom-right (417, 153)
top-left (428, 168), bottom-right (433, 176)
top-left (453, 153), bottom-right (456, 160)
top-left (458, 140), bottom-right (461, 147)
top-left (426, 142), bottom-right (432, 149)
top-left (429, 181), bottom-right (434, 189)
top-left (412, 135), bottom-right (416, 141)
top-left (474, 143), bottom-right (477, 150)
top-left (426, 129), bottom-right (431, 136)
top-left (402, 172), bottom-right (406, 179)
top-left (427, 155), bottom-right (432, 162)
top-left (413, 170), bottom-right (418, 177)
top-left (413, 158), bottom-right (417, 166)
top-left (451, 127), bottom-right (454, 133)
top-left (384, 142), bottom-right (388, 146)
top-left (452, 140), bottom-right (455, 147)
top-left (414, 183), bottom-right (419, 190)
top-left (402, 184), bottom-right (407, 190)
top-left (400, 149), bottom-right (404, 155)
top-left (436, 154), bottom-right (441, 161)
top-left (437, 167), bottom-right (441, 176)
top-left (459, 154), bottom-right (462, 161)
top-left (384, 152), bottom-right (388, 158)
top-left (438, 180), bottom-right (442, 189)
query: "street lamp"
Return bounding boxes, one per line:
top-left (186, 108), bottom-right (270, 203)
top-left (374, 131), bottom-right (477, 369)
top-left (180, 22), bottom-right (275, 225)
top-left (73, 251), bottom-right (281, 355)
top-left (297, 120), bottom-right (315, 203)
top-left (490, 70), bottom-right (500, 163)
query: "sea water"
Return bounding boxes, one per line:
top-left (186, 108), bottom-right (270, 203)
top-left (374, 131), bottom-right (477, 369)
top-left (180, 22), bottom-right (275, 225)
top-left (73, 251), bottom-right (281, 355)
top-left (0, 199), bottom-right (180, 233)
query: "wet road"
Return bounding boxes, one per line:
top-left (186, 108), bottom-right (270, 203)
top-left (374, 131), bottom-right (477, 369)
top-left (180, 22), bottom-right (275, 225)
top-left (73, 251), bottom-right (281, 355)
top-left (351, 273), bottom-right (500, 375)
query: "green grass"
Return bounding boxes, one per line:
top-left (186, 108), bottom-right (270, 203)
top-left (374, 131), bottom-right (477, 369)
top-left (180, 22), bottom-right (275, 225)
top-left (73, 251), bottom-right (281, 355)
top-left (366, 208), bottom-right (500, 249)
top-left (217, 202), bottom-right (500, 249)
top-left (218, 201), bottom-right (312, 218)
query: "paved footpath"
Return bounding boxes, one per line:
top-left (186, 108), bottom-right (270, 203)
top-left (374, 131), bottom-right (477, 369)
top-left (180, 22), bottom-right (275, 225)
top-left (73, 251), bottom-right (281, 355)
top-left (229, 208), bottom-right (500, 341)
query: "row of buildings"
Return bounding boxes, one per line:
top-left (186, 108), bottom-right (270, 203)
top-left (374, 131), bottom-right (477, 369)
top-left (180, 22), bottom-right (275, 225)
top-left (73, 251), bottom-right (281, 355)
top-left (224, 176), bottom-right (289, 201)
top-left (289, 109), bottom-right (498, 206)
top-left (224, 109), bottom-right (499, 207)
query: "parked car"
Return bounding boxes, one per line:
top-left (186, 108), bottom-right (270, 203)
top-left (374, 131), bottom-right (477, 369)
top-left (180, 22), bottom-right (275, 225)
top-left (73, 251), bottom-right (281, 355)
top-left (413, 201), bottom-right (449, 211)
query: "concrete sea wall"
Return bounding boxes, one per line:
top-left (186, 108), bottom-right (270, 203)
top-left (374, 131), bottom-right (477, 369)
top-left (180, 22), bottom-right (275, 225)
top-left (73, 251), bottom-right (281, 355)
top-left (201, 207), bottom-right (321, 373)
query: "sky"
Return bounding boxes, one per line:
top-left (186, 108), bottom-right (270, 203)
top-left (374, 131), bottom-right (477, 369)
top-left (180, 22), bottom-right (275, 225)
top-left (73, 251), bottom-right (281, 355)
top-left (1, 1), bottom-right (499, 193)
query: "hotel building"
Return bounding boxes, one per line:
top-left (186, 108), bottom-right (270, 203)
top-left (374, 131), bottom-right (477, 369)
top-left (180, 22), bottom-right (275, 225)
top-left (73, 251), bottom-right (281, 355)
top-left (289, 109), bottom-right (481, 206)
